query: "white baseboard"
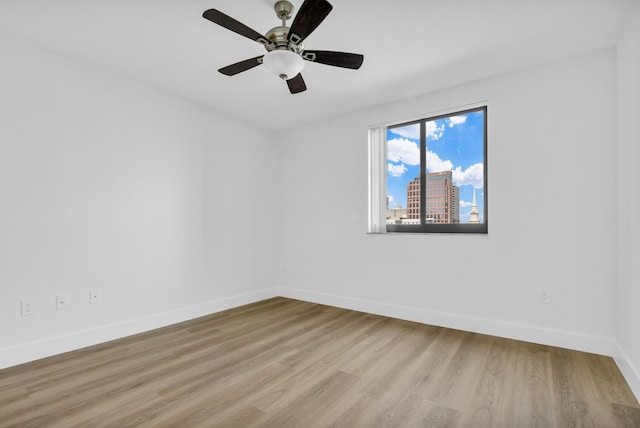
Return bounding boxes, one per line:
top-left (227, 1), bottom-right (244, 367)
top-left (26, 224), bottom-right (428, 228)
top-left (278, 287), bottom-right (617, 357)
top-left (0, 287), bottom-right (278, 370)
top-left (615, 345), bottom-right (640, 402)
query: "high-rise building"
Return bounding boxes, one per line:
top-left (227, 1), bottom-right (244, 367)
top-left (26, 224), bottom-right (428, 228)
top-left (451, 185), bottom-right (459, 223)
top-left (406, 171), bottom-right (459, 224)
top-left (407, 178), bottom-right (420, 220)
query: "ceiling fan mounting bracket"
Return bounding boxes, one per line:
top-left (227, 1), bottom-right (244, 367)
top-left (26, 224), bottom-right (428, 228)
top-left (274, 1), bottom-right (294, 21)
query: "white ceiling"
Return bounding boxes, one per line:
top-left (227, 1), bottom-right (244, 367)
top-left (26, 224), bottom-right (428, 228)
top-left (0, 0), bottom-right (636, 131)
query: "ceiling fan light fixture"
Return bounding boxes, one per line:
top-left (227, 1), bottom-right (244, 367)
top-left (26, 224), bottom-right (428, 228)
top-left (263, 49), bottom-right (304, 80)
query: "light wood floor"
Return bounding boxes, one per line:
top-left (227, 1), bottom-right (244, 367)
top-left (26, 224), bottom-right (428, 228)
top-left (1, 297), bottom-right (639, 427)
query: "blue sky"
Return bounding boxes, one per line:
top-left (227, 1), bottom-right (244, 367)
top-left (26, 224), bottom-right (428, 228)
top-left (387, 110), bottom-right (485, 223)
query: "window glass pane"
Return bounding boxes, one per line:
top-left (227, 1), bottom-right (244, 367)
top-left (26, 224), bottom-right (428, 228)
top-left (425, 111), bottom-right (485, 224)
top-left (384, 107), bottom-right (486, 232)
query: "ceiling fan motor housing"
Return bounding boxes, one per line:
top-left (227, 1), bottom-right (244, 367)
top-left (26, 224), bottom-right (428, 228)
top-left (265, 26), bottom-right (304, 54)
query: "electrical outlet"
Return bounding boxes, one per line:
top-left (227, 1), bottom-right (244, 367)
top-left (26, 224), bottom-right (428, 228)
top-left (21, 299), bottom-right (35, 316)
top-left (90, 289), bottom-right (101, 305)
top-left (56, 295), bottom-right (68, 310)
top-left (539, 288), bottom-right (550, 304)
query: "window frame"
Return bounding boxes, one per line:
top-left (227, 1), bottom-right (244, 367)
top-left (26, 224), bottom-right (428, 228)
top-left (385, 106), bottom-right (488, 234)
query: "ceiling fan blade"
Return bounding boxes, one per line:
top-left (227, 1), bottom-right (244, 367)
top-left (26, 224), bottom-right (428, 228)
top-left (302, 50), bottom-right (364, 69)
top-left (203, 9), bottom-right (270, 46)
top-left (218, 56), bottom-right (264, 76)
top-left (287, 0), bottom-right (333, 44)
top-left (287, 73), bottom-right (307, 94)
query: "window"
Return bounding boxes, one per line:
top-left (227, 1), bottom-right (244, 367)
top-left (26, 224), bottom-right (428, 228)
top-left (368, 106), bottom-right (487, 234)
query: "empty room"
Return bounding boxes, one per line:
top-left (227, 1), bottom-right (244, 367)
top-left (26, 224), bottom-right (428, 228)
top-left (1, 0), bottom-right (639, 426)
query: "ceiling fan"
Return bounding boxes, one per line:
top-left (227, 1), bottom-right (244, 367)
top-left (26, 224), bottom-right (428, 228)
top-left (202, 0), bottom-right (364, 94)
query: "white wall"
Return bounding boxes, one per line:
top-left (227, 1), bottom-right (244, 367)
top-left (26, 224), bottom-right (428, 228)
top-left (0, 35), bottom-right (277, 369)
top-left (276, 47), bottom-right (618, 356)
top-left (616, 1), bottom-right (640, 398)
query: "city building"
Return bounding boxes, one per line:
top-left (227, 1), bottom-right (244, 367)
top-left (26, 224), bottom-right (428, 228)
top-left (386, 205), bottom-right (407, 224)
top-left (406, 171), bottom-right (460, 224)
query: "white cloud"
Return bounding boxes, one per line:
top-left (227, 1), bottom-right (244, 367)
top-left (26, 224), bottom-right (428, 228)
top-left (391, 116), bottom-right (464, 141)
top-left (460, 200), bottom-right (472, 208)
top-left (391, 122), bottom-right (446, 140)
top-left (387, 138), bottom-right (420, 165)
top-left (390, 124), bottom-right (419, 140)
top-left (422, 150), bottom-right (483, 189)
top-left (387, 163), bottom-right (407, 177)
top-left (452, 163), bottom-right (484, 188)
top-left (426, 150), bottom-right (453, 173)
top-left (448, 115), bottom-right (467, 127)
top-left (426, 121), bottom-right (445, 140)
